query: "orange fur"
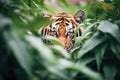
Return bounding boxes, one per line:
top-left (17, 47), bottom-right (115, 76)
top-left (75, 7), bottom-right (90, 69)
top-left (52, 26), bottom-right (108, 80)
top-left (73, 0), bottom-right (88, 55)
top-left (38, 11), bottom-right (85, 50)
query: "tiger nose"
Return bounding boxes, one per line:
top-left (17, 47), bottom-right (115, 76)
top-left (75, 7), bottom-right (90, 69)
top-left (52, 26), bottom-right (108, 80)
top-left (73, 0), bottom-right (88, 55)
top-left (65, 45), bottom-right (71, 51)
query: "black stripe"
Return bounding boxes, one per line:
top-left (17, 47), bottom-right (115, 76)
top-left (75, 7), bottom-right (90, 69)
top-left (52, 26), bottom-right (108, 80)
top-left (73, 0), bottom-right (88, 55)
top-left (76, 32), bottom-right (78, 37)
top-left (47, 29), bottom-right (49, 35)
top-left (41, 28), bottom-right (44, 35)
top-left (50, 25), bottom-right (52, 32)
top-left (55, 18), bottom-right (70, 22)
top-left (44, 28), bottom-right (47, 35)
top-left (50, 24), bottom-right (52, 28)
top-left (55, 18), bottom-right (61, 22)
top-left (79, 29), bottom-right (81, 36)
top-left (65, 18), bottom-right (70, 22)
top-left (76, 29), bottom-right (82, 37)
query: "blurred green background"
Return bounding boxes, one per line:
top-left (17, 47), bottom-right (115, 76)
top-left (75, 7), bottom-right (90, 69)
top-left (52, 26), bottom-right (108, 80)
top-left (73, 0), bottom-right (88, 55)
top-left (0, 0), bottom-right (120, 80)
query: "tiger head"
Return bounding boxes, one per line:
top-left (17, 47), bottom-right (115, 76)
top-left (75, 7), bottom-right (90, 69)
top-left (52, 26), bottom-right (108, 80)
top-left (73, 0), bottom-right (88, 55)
top-left (40, 10), bottom-right (85, 50)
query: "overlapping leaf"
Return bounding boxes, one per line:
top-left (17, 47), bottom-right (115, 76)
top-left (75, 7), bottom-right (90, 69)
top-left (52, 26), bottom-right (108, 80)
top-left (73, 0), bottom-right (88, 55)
top-left (98, 20), bottom-right (120, 43)
top-left (77, 31), bottom-right (107, 58)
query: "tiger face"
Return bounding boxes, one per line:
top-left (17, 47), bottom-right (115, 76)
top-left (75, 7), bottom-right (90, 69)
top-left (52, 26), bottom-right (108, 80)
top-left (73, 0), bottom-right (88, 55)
top-left (38, 10), bottom-right (85, 50)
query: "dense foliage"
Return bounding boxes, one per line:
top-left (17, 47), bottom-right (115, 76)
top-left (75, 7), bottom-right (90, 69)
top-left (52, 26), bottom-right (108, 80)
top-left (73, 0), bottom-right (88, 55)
top-left (0, 0), bottom-right (120, 80)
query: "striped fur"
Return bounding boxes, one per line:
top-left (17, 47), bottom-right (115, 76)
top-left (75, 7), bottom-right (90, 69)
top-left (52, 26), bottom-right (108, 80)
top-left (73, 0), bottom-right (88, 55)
top-left (38, 11), bottom-right (85, 50)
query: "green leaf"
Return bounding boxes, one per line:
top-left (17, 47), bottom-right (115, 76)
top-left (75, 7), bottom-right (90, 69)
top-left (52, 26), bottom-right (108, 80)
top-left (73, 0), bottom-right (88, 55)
top-left (4, 30), bottom-right (32, 77)
top-left (42, 4), bottom-right (56, 14)
top-left (74, 25), bottom-right (81, 36)
top-left (69, 63), bottom-right (103, 80)
top-left (25, 35), bottom-right (56, 62)
top-left (25, 36), bottom-right (71, 80)
top-left (82, 22), bottom-right (99, 36)
top-left (45, 36), bottom-right (64, 47)
top-left (12, 15), bottom-right (52, 33)
top-left (33, 0), bottom-right (44, 6)
top-left (94, 42), bottom-right (107, 71)
top-left (77, 31), bottom-right (107, 58)
top-left (56, 59), bottom-right (103, 80)
top-left (46, 59), bottom-right (73, 80)
top-left (110, 39), bottom-right (120, 59)
top-left (74, 22), bottom-right (98, 48)
top-left (98, 20), bottom-right (120, 43)
top-left (26, 16), bottom-right (52, 32)
top-left (77, 53), bottom-right (95, 66)
top-left (0, 15), bottom-right (12, 30)
top-left (74, 32), bottom-right (93, 47)
top-left (103, 64), bottom-right (117, 80)
top-left (50, 45), bottom-right (70, 59)
top-left (1, 16), bottom-right (32, 77)
top-left (58, 0), bottom-right (69, 7)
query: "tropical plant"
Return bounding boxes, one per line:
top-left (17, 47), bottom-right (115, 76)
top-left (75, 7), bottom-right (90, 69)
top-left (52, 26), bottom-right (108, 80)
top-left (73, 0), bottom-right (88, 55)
top-left (0, 0), bottom-right (120, 80)
top-left (72, 0), bottom-right (120, 80)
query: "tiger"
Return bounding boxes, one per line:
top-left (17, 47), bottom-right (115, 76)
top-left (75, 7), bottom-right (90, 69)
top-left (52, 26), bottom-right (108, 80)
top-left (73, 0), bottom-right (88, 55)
top-left (38, 10), bottom-right (85, 50)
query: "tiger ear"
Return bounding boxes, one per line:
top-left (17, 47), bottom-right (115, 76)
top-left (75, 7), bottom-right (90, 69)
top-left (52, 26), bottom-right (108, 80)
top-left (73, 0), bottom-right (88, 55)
top-left (74, 10), bottom-right (85, 24)
top-left (42, 13), bottom-right (52, 18)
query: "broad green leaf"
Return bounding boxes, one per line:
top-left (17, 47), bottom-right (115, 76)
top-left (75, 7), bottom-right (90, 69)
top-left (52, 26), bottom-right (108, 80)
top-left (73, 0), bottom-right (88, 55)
top-left (1, 17), bottom-right (32, 77)
top-left (25, 36), bottom-right (71, 80)
top-left (12, 14), bottom-right (52, 33)
top-left (26, 16), bottom-right (52, 32)
top-left (0, 15), bottom-right (13, 30)
top-left (69, 46), bottom-right (80, 60)
top-left (26, 35), bottom-right (103, 80)
top-left (25, 35), bottom-right (56, 62)
top-left (103, 64), bottom-right (117, 80)
top-left (73, 36), bottom-right (82, 47)
top-left (50, 45), bottom-right (70, 59)
top-left (74, 32), bottom-right (93, 47)
top-left (45, 36), bottom-right (64, 47)
top-left (56, 59), bottom-right (103, 80)
top-left (46, 59), bottom-right (73, 80)
top-left (58, 0), bottom-right (69, 7)
top-left (46, 65), bottom-right (72, 80)
top-left (98, 20), bottom-right (120, 43)
top-left (4, 30), bottom-right (32, 77)
top-left (82, 22), bottom-right (99, 36)
top-left (110, 39), bottom-right (120, 59)
top-left (77, 31), bottom-right (107, 58)
top-left (94, 42), bottom-right (107, 71)
top-left (77, 53), bottom-right (95, 66)
top-left (69, 63), bottom-right (103, 80)
top-left (4, 32), bottom-right (32, 75)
